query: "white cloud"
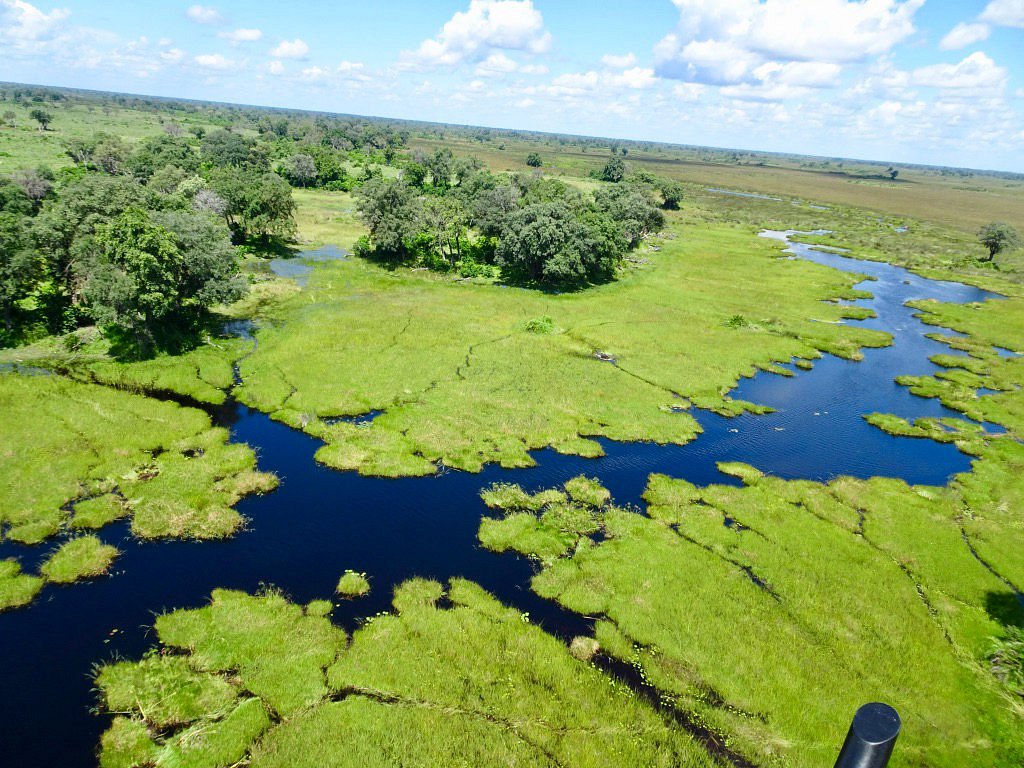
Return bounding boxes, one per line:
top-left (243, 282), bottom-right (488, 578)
top-left (940, 22), bottom-right (990, 50)
top-left (656, 0), bottom-right (924, 86)
top-left (514, 97), bottom-right (535, 108)
top-left (336, 60), bottom-right (365, 74)
top-left (614, 67), bottom-right (657, 89)
top-left (0, 0), bottom-right (70, 42)
top-left (268, 60), bottom-right (284, 75)
top-left (1017, 87), bottom-right (1024, 98)
top-left (672, 82), bottom-right (706, 101)
top-left (721, 82), bottom-right (813, 101)
top-left (194, 52), bottom-right (234, 70)
top-left (473, 52), bottom-right (547, 77)
top-left (186, 5), bottom-right (220, 24)
top-left (668, 38), bottom-right (762, 84)
top-left (400, 0), bottom-right (551, 69)
top-left (475, 52), bottom-right (518, 76)
top-left (601, 52), bottom-right (637, 68)
top-left (302, 65), bottom-right (329, 80)
top-left (980, 0), bottom-right (1024, 28)
top-left (160, 47), bottom-right (184, 63)
top-left (219, 28), bottom-right (262, 44)
top-left (912, 52), bottom-right (1007, 93)
top-left (271, 38), bottom-right (309, 58)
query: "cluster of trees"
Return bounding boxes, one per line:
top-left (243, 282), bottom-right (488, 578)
top-left (0, 124), bottom-right (312, 354)
top-left (354, 149), bottom-right (674, 285)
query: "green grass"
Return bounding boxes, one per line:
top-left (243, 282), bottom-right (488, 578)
top-left (155, 588), bottom-right (347, 717)
top-left (71, 493), bottom-right (128, 530)
top-left (335, 570), bottom-right (370, 598)
top-left (98, 654), bottom-right (239, 728)
top-left (39, 534), bottom-right (119, 583)
top-left (479, 476), bottom-right (608, 565)
top-left (0, 558), bottom-right (43, 611)
top-left (98, 579), bottom-right (716, 768)
top-left (235, 214), bottom-right (888, 476)
top-left (481, 474), bottom-right (1024, 767)
top-left (292, 189), bottom-right (364, 250)
top-left (99, 718), bottom-right (159, 768)
top-left (0, 372), bottom-right (276, 607)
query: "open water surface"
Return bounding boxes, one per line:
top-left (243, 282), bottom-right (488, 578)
top-left (0, 231), bottom-right (1007, 767)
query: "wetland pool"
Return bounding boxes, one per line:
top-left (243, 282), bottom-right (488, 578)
top-left (0, 231), bottom-right (1004, 767)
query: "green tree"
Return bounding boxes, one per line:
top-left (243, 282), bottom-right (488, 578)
top-left (201, 130), bottom-right (260, 169)
top-left (594, 184), bottom-right (665, 248)
top-left (526, 152), bottom-right (542, 168)
top-left (403, 161), bottom-right (428, 189)
top-left (283, 153), bottom-right (317, 188)
top-left (354, 178), bottom-right (422, 257)
top-left (978, 222), bottom-right (1021, 261)
top-left (32, 175), bottom-right (147, 327)
top-left (0, 213), bottom-right (41, 336)
top-left (598, 157), bottom-right (626, 183)
top-left (208, 169), bottom-right (296, 242)
top-left (128, 134), bottom-right (199, 179)
top-left (495, 201), bottom-right (624, 284)
top-left (422, 196), bottom-right (468, 267)
top-left (82, 208), bottom-right (243, 354)
top-left (658, 179), bottom-right (684, 210)
top-left (82, 208), bottom-right (182, 353)
top-left (0, 178), bottom-right (34, 217)
top-left (425, 148), bottom-right (454, 190)
top-left (29, 108), bottom-right (52, 131)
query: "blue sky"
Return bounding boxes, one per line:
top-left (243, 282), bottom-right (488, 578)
top-left (2, 0), bottom-right (1023, 170)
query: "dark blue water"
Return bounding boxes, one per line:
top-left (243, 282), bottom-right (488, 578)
top-left (0, 231), bottom-right (1005, 767)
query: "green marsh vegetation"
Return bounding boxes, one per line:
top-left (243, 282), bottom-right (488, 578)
top-left (0, 558), bottom-right (43, 611)
top-left (235, 216), bottom-right (889, 476)
top-left (2, 83), bottom-right (1024, 766)
top-left (39, 534), bottom-right (119, 583)
top-left (478, 473), bottom-right (1024, 767)
top-left (95, 580), bottom-right (717, 768)
top-left (335, 570), bottom-right (370, 598)
top-left (0, 373), bottom-right (276, 608)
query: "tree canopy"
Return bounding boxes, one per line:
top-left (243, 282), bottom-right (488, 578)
top-left (978, 222), bottom-right (1021, 261)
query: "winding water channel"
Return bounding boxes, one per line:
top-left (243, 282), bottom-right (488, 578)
top-left (0, 232), bottom-right (1004, 767)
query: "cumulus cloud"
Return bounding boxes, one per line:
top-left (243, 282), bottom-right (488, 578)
top-left (672, 82), bottom-right (704, 99)
top-left (475, 52), bottom-right (519, 76)
top-left (601, 52), bottom-right (637, 68)
top-left (268, 60), bottom-right (284, 75)
top-left (301, 65), bottom-right (329, 81)
top-left (912, 51), bottom-right (1007, 93)
top-left (219, 28), bottom-right (262, 44)
top-left (0, 0), bottom-right (70, 43)
top-left (194, 52), bottom-right (234, 70)
top-left (656, 0), bottom-right (923, 87)
top-left (160, 47), bottom-right (184, 63)
top-left (271, 38), bottom-right (309, 58)
top-left (400, 0), bottom-right (551, 69)
top-left (940, 22), bottom-right (990, 50)
top-left (473, 51), bottom-right (547, 76)
top-left (980, 0), bottom-right (1024, 28)
top-left (186, 5), bottom-right (220, 24)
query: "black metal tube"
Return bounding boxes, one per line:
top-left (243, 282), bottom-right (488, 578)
top-left (834, 703), bottom-right (901, 768)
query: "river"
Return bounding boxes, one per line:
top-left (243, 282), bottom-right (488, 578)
top-left (0, 231), bottom-right (1003, 767)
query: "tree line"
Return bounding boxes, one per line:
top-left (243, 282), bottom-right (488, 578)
top-left (354, 150), bottom-right (681, 286)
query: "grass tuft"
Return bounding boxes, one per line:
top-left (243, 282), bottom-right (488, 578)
top-left (336, 571), bottom-right (370, 598)
top-left (39, 535), bottom-right (119, 584)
